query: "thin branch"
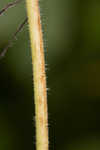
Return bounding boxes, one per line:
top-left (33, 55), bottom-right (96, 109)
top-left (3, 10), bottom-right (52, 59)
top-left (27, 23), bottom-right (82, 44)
top-left (13, 17), bottom-right (28, 39)
top-left (0, 0), bottom-right (23, 16)
top-left (0, 17), bottom-right (28, 58)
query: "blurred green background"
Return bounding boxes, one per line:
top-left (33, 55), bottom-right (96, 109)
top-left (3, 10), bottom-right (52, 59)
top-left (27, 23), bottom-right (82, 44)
top-left (0, 0), bottom-right (100, 149)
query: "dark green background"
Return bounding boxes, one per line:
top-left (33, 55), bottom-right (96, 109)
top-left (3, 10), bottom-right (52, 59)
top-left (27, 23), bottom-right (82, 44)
top-left (0, 0), bottom-right (100, 149)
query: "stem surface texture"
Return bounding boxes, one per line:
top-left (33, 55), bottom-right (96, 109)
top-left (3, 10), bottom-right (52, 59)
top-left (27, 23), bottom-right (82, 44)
top-left (26, 0), bottom-right (49, 150)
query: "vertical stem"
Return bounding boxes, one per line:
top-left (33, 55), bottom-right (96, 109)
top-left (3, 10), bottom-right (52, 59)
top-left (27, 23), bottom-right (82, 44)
top-left (26, 0), bottom-right (49, 150)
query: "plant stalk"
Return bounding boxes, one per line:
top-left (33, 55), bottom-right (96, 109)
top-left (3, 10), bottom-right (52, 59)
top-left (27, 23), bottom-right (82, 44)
top-left (26, 0), bottom-right (49, 150)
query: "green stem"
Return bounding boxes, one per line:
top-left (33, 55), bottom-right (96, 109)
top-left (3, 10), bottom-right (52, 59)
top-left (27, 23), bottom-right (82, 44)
top-left (26, 0), bottom-right (49, 150)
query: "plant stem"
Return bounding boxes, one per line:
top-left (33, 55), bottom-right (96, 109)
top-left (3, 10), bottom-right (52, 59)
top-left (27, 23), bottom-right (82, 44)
top-left (26, 0), bottom-right (49, 150)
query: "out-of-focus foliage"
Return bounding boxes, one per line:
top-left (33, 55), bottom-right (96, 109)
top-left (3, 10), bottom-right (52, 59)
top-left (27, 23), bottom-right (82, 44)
top-left (0, 0), bottom-right (100, 150)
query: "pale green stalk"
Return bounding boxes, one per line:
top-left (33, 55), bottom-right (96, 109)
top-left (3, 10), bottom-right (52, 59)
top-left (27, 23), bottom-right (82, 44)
top-left (26, 0), bottom-right (49, 150)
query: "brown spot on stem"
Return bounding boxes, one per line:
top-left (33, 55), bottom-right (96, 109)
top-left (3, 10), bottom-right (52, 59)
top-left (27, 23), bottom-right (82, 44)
top-left (39, 116), bottom-right (44, 125)
top-left (39, 96), bottom-right (42, 105)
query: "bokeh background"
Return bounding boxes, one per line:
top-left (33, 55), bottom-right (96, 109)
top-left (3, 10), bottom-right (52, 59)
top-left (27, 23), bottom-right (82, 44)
top-left (0, 0), bottom-right (100, 149)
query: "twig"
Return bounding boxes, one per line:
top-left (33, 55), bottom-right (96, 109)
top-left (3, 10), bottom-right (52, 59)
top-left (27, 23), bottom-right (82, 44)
top-left (0, 0), bottom-right (22, 16)
top-left (0, 17), bottom-right (28, 58)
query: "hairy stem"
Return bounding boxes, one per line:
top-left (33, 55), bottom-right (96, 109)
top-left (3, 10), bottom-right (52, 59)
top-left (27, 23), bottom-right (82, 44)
top-left (26, 0), bottom-right (49, 150)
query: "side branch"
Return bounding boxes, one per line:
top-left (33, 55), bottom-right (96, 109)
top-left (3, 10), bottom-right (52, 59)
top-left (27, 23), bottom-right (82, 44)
top-left (0, 0), bottom-right (22, 16)
top-left (0, 17), bottom-right (27, 58)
